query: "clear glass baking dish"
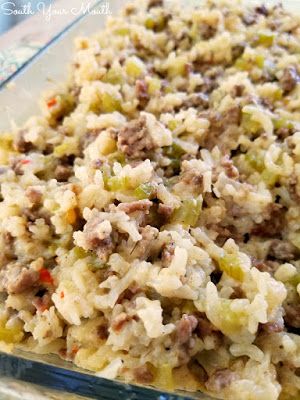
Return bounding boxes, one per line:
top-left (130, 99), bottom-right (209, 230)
top-left (0, 0), bottom-right (299, 399)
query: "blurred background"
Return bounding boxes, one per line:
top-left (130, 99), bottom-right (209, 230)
top-left (0, 0), bottom-right (53, 34)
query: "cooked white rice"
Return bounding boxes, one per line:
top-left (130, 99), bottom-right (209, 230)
top-left (0, 1), bottom-right (300, 399)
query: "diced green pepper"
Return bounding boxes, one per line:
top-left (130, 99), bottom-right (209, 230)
top-left (88, 255), bottom-right (107, 269)
top-left (102, 68), bottom-right (123, 85)
top-left (245, 150), bottom-right (265, 172)
top-left (0, 325), bottom-right (23, 343)
top-left (134, 182), bottom-right (156, 199)
top-left (101, 93), bottom-right (121, 113)
top-left (235, 54), bottom-right (265, 71)
top-left (217, 299), bottom-right (247, 335)
top-left (171, 198), bottom-right (202, 227)
top-left (255, 31), bottom-right (275, 47)
top-left (241, 112), bottom-right (261, 135)
top-left (218, 253), bottom-right (245, 281)
top-left (273, 116), bottom-right (295, 131)
top-left (167, 120), bottom-right (179, 131)
top-left (164, 142), bottom-right (186, 159)
top-left (147, 77), bottom-right (161, 95)
top-left (106, 175), bottom-right (133, 192)
top-left (125, 57), bottom-right (146, 78)
top-left (114, 27), bottom-right (130, 36)
top-left (73, 246), bottom-right (89, 259)
top-left (107, 151), bottom-right (126, 165)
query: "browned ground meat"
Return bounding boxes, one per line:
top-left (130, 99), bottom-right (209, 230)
top-left (13, 129), bottom-right (33, 153)
top-left (255, 5), bottom-right (269, 16)
top-left (175, 314), bottom-right (198, 345)
top-left (221, 155), bottom-right (239, 178)
top-left (182, 93), bottom-right (209, 110)
top-left (117, 200), bottom-right (152, 214)
top-left (252, 258), bottom-right (278, 273)
top-left (261, 318), bottom-right (284, 333)
top-left (32, 293), bottom-right (52, 312)
top-left (54, 165), bottom-right (73, 182)
top-left (117, 116), bottom-right (155, 159)
top-left (284, 304), bottom-right (300, 329)
top-left (157, 203), bottom-right (174, 221)
top-left (268, 240), bottom-right (297, 261)
top-left (25, 187), bottom-right (43, 204)
top-left (252, 204), bottom-right (285, 237)
top-left (111, 312), bottom-right (132, 332)
top-left (133, 364), bottom-right (154, 384)
top-left (205, 369), bottom-right (237, 392)
top-left (83, 215), bottom-right (114, 262)
top-left (229, 286), bottom-right (245, 299)
top-left (280, 66), bottom-right (300, 93)
top-left (161, 240), bottom-right (175, 267)
top-left (230, 84), bottom-right (245, 97)
top-left (203, 107), bottom-right (241, 150)
top-left (97, 324), bottom-right (109, 340)
top-left (7, 268), bottom-right (39, 294)
top-left (147, 0), bottom-right (163, 9)
top-left (135, 80), bottom-right (149, 103)
top-left (181, 168), bottom-right (203, 187)
top-left (130, 225), bottom-right (158, 260)
top-left (197, 314), bottom-right (219, 338)
top-left (200, 23), bottom-right (217, 40)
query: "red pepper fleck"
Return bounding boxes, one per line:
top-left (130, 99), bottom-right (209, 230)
top-left (20, 159), bottom-right (31, 165)
top-left (71, 345), bottom-right (79, 355)
top-left (60, 291), bottom-right (65, 299)
top-left (47, 98), bottom-right (57, 108)
top-left (39, 268), bottom-right (54, 285)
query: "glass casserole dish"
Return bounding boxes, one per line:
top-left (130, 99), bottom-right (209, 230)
top-left (0, 1), bottom-right (299, 399)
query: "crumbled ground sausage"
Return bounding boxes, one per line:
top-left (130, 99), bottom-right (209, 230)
top-left (117, 200), bottom-right (152, 214)
top-left (175, 314), bottom-right (198, 345)
top-left (133, 364), bottom-right (154, 384)
top-left (157, 203), bottom-right (174, 221)
top-left (205, 369), bottom-right (237, 392)
top-left (280, 66), bottom-right (300, 93)
top-left (25, 187), bottom-right (43, 204)
top-left (7, 268), bottom-right (39, 294)
top-left (221, 155), bottom-right (239, 179)
top-left (284, 304), bottom-right (300, 329)
top-left (83, 216), bottom-right (114, 262)
top-left (97, 324), bottom-right (109, 340)
top-left (117, 116), bottom-right (155, 159)
top-left (111, 312), bottom-right (132, 332)
top-left (130, 225), bottom-right (158, 260)
top-left (181, 168), bottom-right (203, 187)
top-left (252, 258), bottom-right (277, 273)
top-left (268, 240), bottom-right (297, 261)
top-left (54, 164), bottom-right (73, 182)
top-left (255, 5), bottom-right (269, 16)
top-left (252, 204), bottom-right (285, 237)
top-left (197, 314), bottom-right (219, 338)
top-left (161, 240), bottom-right (175, 267)
top-left (136, 80), bottom-right (149, 102)
top-left (32, 293), bottom-right (51, 312)
top-left (261, 318), bottom-right (284, 333)
top-left (13, 129), bottom-right (33, 153)
top-left (147, 0), bottom-right (163, 9)
top-left (182, 93), bottom-right (209, 110)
